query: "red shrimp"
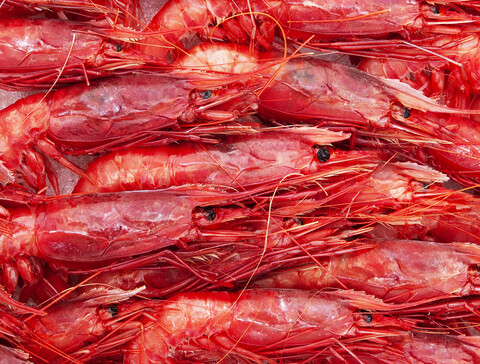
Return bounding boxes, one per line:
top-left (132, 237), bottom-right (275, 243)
top-left (118, 289), bottom-right (418, 364)
top-left (136, 0), bottom-right (480, 59)
top-left (177, 43), bottom-right (480, 185)
top-left (265, 160), bottom-right (449, 221)
top-left (353, 109), bottom-right (480, 189)
top-left (320, 332), bottom-right (480, 363)
top-left (261, 159), bottom-right (480, 244)
top-left (0, 72), bottom-right (258, 192)
top-left (177, 43), bottom-right (478, 128)
top-left (252, 239), bottom-right (480, 303)
top-left (0, 0), bottom-right (140, 26)
top-left (3, 181), bottom-right (354, 302)
top-left (368, 195), bottom-right (480, 244)
top-left (0, 345), bottom-right (31, 364)
top-left (75, 230), bottom-right (367, 299)
top-left (352, 34), bottom-right (480, 96)
top-left (390, 333), bottom-right (480, 364)
top-left (0, 287), bottom-right (144, 363)
top-left (73, 127), bottom-right (362, 193)
top-left (335, 170), bottom-right (480, 243)
top-left (0, 187), bottom-right (261, 279)
top-left (0, 18), bottom-right (169, 90)
top-left (357, 57), bottom-right (445, 98)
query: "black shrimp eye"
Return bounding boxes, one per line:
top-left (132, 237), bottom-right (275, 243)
top-left (403, 107), bottom-right (411, 119)
top-left (313, 145), bottom-right (331, 162)
top-left (296, 218), bottom-right (304, 225)
top-left (115, 44), bottom-right (123, 52)
top-left (108, 304), bottom-right (119, 317)
top-left (432, 5), bottom-right (440, 14)
top-left (364, 313), bottom-right (373, 323)
top-left (204, 207), bottom-right (216, 221)
top-left (201, 90), bottom-right (213, 100)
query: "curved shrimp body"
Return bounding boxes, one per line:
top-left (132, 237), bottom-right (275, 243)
top-left (73, 127), bottom-right (358, 193)
top-left (0, 18), bottom-right (166, 90)
top-left (0, 72), bottom-right (257, 191)
top-left (122, 289), bottom-right (415, 363)
top-left (253, 239), bottom-right (480, 303)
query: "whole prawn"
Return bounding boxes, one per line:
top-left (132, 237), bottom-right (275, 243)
top-left (177, 43), bottom-right (478, 128)
top-left (0, 18), bottom-right (168, 90)
top-left (252, 239), bottom-right (480, 303)
top-left (135, 0), bottom-right (480, 58)
top-left (2, 179), bottom-right (355, 302)
top-left (0, 287), bottom-right (144, 363)
top-left (118, 289), bottom-right (418, 364)
top-left (73, 127), bottom-right (362, 193)
top-left (0, 71), bottom-right (258, 192)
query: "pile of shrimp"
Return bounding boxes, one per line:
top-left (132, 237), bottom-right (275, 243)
top-left (1, 0), bottom-right (480, 362)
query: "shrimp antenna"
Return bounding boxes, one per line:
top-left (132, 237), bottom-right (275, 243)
top-left (288, 9), bottom-right (391, 24)
top-left (401, 40), bottom-right (462, 67)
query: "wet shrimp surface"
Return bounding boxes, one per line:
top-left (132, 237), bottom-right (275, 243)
top-left (1, 0), bottom-right (480, 363)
